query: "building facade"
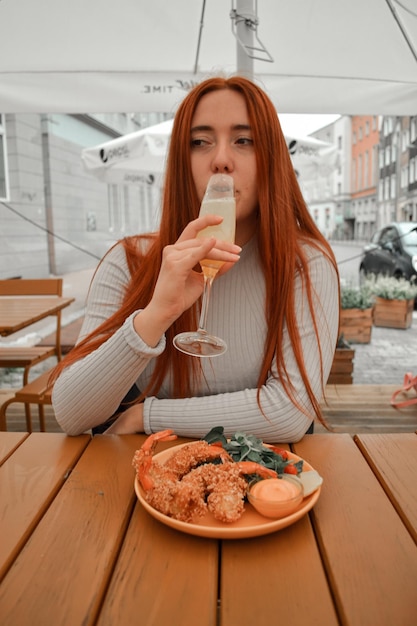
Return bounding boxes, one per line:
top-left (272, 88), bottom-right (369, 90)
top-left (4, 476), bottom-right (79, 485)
top-left (350, 115), bottom-right (379, 241)
top-left (378, 115), bottom-right (417, 227)
top-left (308, 116), bottom-right (351, 240)
top-left (0, 112), bottom-right (170, 279)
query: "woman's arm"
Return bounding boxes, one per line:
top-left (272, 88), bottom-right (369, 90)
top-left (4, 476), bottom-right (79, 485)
top-left (53, 226), bottom-right (242, 435)
top-left (142, 248), bottom-right (339, 443)
top-left (52, 244), bottom-right (166, 435)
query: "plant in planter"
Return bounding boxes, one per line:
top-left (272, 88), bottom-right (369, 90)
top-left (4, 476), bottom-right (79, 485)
top-left (328, 334), bottom-right (355, 384)
top-left (366, 275), bottom-right (417, 329)
top-left (339, 283), bottom-right (374, 343)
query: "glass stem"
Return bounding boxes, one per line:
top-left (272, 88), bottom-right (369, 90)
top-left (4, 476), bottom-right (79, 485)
top-left (197, 273), bottom-right (215, 334)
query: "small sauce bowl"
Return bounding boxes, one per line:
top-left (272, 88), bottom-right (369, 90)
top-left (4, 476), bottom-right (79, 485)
top-left (247, 476), bottom-right (304, 519)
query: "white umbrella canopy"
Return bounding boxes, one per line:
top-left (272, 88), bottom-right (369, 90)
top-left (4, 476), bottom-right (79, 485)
top-left (0, 0), bottom-right (416, 114)
top-left (81, 119), bottom-right (338, 187)
top-left (81, 119), bottom-right (173, 186)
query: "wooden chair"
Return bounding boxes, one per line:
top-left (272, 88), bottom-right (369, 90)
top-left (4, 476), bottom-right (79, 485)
top-left (0, 369), bottom-right (54, 432)
top-left (0, 278), bottom-right (63, 429)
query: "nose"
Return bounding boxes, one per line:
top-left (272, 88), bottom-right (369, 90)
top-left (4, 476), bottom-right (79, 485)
top-left (211, 140), bottom-right (234, 173)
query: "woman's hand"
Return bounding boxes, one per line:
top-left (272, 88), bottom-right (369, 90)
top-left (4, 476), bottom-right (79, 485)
top-left (104, 403), bottom-right (144, 434)
top-left (134, 215), bottom-right (240, 346)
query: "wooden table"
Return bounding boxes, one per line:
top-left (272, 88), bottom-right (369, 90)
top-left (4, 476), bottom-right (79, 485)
top-left (0, 296), bottom-right (75, 336)
top-left (0, 431), bottom-right (416, 626)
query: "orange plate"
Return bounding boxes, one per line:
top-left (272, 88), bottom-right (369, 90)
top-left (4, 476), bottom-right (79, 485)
top-left (134, 442), bottom-right (322, 539)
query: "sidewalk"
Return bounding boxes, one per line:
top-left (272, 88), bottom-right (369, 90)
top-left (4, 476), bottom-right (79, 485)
top-left (352, 317), bottom-right (417, 384)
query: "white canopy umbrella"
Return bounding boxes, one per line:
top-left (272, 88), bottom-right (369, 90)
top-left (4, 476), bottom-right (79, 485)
top-left (0, 0), bottom-right (416, 114)
top-left (81, 119), bottom-right (173, 186)
top-left (81, 119), bottom-right (338, 187)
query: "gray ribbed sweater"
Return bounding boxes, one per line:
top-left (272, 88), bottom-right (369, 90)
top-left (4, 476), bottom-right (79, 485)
top-left (52, 236), bottom-right (339, 441)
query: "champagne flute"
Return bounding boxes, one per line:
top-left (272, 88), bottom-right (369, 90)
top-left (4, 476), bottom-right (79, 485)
top-left (173, 173), bottom-right (236, 357)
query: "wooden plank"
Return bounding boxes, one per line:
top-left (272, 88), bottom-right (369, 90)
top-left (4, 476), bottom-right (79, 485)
top-left (321, 384), bottom-right (417, 432)
top-left (373, 297), bottom-right (413, 329)
top-left (220, 515), bottom-right (338, 625)
top-left (0, 278), bottom-right (63, 297)
top-left (293, 434), bottom-right (417, 626)
top-left (97, 434), bottom-right (219, 626)
top-left (0, 431), bottom-right (29, 465)
top-left (97, 502), bottom-right (218, 626)
top-left (220, 442), bottom-right (338, 625)
top-left (0, 434), bottom-right (140, 626)
top-left (354, 433), bottom-right (417, 544)
top-left (0, 297), bottom-right (74, 336)
top-left (0, 432), bottom-right (90, 582)
top-left (97, 434), bottom-right (218, 626)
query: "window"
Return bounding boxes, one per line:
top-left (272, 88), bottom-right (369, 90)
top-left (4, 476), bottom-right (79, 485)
top-left (390, 174), bottom-right (396, 199)
top-left (410, 157), bottom-right (416, 184)
top-left (383, 117), bottom-right (394, 136)
top-left (401, 164), bottom-right (408, 189)
top-left (108, 184), bottom-right (130, 233)
top-left (373, 145), bottom-right (378, 185)
top-left (364, 151), bottom-right (369, 187)
top-left (365, 121), bottom-right (370, 136)
top-left (0, 114), bottom-right (9, 200)
top-left (378, 179), bottom-right (384, 201)
top-left (411, 117), bottom-right (417, 143)
top-left (379, 149), bottom-right (385, 169)
top-left (384, 177), bottom-right (389, 200)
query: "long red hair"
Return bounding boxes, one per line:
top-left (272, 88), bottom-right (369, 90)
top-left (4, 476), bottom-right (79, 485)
top-left (51, 76), bottom-right (338, 421)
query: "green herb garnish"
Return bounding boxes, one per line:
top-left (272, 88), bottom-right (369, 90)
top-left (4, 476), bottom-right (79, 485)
top-left (203, 426), bottom-right (303, 476)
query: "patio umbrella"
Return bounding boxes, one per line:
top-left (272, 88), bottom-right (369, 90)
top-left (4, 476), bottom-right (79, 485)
top-left (0, 0), bottom-right (416, 114)
top-left (81, 119), bottom-right (173, 186)
top-left (81, 119), bottom-right (338, 187)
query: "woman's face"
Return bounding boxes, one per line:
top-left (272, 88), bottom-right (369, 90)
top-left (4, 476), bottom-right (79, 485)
top-left (190, 88), bottom-right (258, 246)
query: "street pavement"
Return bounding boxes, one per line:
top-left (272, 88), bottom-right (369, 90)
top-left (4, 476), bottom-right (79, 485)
top-left (350, 318), bottom-right (417, 385)
top-left (1, 262), bottom-right (417, 389)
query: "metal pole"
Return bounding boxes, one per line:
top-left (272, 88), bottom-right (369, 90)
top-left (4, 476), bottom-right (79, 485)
top-left (236, 0), bottom-right (254, 78)
top-left (40, 114), bottom-right (57, 276)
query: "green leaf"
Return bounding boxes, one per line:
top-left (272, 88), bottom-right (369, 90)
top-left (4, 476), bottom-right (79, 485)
top-left (203, 426), bottom-right (227, 446)
top-left (202, 428), bottom-right (304, 476)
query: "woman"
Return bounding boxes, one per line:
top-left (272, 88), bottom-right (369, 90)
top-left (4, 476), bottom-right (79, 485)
top-left (51, 75), bottom-right (340, 441)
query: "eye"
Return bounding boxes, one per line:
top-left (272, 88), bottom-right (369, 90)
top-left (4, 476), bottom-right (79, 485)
top-left (235, 136), bottom-right (253, 146)
top-left (190, 137), bottom-right (208, 148)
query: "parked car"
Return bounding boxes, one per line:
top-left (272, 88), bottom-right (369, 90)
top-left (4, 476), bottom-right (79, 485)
top-left (359, 222), bottom-right (417, 283)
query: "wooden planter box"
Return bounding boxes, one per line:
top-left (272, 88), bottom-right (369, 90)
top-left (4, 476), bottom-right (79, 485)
top-left (339, 307), bottom-right (373, 344)
top-left (373, 297), bottom-right (414, 330)
top-left (327, 347), bottom-right (355, 384)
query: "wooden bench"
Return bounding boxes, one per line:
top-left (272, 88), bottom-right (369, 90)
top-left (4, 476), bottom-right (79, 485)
top-left (0, 369), bottom-right (54, 432)
top-left (321, 384), bottom-right (417, 433)
top-left (0, 279), bottom-right (64, 427)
